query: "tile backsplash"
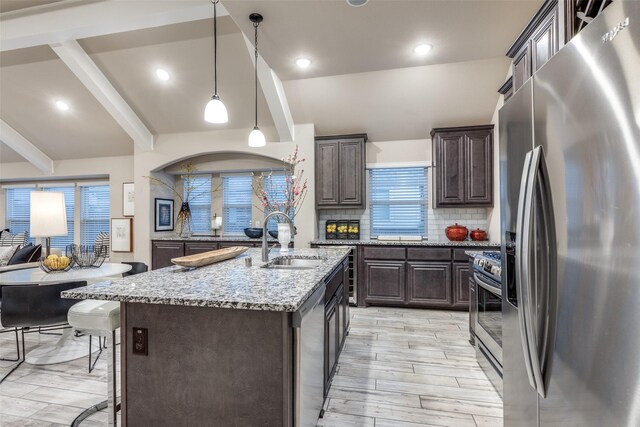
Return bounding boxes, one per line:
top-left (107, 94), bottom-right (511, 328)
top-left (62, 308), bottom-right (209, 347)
top-left (318, 207), bottom-right (490, 242)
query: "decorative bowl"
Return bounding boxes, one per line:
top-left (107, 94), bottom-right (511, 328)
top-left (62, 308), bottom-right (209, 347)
top-left (71, 244), bottom-right (108, 268)
top-left (268, 230), bottom-right (278, 239)
top-left (39, 254), bottom-right (74, 273)
top-left (470, 228), bottom-right (488, 241)
top-left (244, 228), bottom-right (263, 239)
top-left (445, 223), bottom-right (469, 241)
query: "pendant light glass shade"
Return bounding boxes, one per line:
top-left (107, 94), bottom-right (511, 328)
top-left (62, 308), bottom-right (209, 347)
top-left (204, 95), bottom-right (228, 123)
top-left (248, 126), bottom-right (266, 147)
top-left (249, 13), bottom-right (265, 147)
top-left (204, 0), bottom-right (228, 124)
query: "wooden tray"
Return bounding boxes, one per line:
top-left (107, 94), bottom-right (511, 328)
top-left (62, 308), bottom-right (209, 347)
top-left (171, 246), bottom-right (248, 268)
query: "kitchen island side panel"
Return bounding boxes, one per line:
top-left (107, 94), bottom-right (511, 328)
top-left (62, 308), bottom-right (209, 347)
top-left (121, 302), bottom-right (292, 427)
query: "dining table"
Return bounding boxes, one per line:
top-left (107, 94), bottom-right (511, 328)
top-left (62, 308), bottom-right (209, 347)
top-left (0, 263), bottom-right (132, 365)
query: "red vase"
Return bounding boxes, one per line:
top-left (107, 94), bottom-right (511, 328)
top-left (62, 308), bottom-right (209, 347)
top-left (470, 228), bottom-right (488, 241)
top-left (445, 223), bottom-right (469, 241)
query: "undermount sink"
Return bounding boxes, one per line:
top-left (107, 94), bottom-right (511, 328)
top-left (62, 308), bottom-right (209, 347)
top-left (263, 258), bottom-right (324, 270)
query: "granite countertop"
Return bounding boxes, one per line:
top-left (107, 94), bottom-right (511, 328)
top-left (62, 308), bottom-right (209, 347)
top-left (62, 248), bottom-right (351, 312)
top-left (152, 235), bottom-right (275, 242)
top-left (310, 239), bottom-right (500, 247)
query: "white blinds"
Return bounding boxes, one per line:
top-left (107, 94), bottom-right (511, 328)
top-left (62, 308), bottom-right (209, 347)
top-left (80, 185), bottom-right (110, 245)
top-left (370, 167), bottom-right (427, 237)
top-left (43, 186), bottom-right (75, 250)
top-left (222, 175), bottom-right (252, 235)
top-left (263, 174), bottom-right (293, 232)
top-left (185, 176), bottom-right (212, 233)
top-left (4, 187), bottom-right (35, 244)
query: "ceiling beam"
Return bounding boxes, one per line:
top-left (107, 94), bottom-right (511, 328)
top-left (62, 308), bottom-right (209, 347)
top-left (51, 40), bottom-right (154, 151)
top-left (1, 0), bottom-right (226, 52)
top-left (0, 119), bottom-right (54, 173)
top-left (243, 35), bottom-right (295, 143)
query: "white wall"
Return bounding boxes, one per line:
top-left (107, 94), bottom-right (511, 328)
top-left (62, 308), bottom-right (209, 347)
top-left (134, 124), bottom-right (316, 265)
top-left (0, 155), bottom-right (135, 262)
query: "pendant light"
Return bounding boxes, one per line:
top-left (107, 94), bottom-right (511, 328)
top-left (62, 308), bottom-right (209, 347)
top-left (204, 0), bottom-right (228, 124)
top-left (248, 13), bottom-right (266, 147)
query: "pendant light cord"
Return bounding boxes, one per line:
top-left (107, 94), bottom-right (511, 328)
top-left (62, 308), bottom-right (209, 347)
top-left (253, 20), bottom-right (259, 127)
top-left (212, 0), bottom-right (219, 96)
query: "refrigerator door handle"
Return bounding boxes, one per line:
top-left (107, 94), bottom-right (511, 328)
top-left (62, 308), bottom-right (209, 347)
top-left (527, 146), bottom-right (558, 399)
top-left (515, 149), bottom-right (537, 391)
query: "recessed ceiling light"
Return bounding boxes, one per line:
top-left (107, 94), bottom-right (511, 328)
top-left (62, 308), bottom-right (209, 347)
top-left (55, 100), bottom-right (70, 111)
top-left (347, 0), bottom-right (368, 6)
top-left (295, 58), bottom-right (312, 69)
top-left (414, 44), bottom-right (433, 56)
top-left (155, 68), bottom-right (171, 81)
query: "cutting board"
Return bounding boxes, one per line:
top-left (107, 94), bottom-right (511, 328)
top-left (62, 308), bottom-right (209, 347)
top-left (171, 246), bottom-right (248, 268)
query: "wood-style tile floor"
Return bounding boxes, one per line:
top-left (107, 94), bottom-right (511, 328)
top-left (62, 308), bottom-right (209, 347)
top-left (319, 307), bottom-right (502, 427)
top-left (0, 307), bottom-right (502, 427)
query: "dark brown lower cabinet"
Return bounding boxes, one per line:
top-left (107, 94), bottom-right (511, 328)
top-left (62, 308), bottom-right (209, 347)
top-left (184, 242), bottom-right (219, 256)
top-left (152, 239), bottom-right (292, 269)
top-left (325, 295), bottom-right (338, 395)
top-left (407, 262), bottom-right (452, 308)
top-left (218, 242), bottom-right (255, 249)
top-left (363, 260), bottom-right (406, 305)
top-left (324, 259), bottom-right (350, 397)
top-left (344, 244), bottom-right (499, 310)
top-left (452, 262), bottom-right (472, 308)
top-left (151, 241), bottom-right (184, 270)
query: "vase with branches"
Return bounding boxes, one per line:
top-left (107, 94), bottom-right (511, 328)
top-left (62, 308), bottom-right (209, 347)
top-left (146, 162), bottom-right (219, 237)
top-left (253, 145), bottom-right (308, 231)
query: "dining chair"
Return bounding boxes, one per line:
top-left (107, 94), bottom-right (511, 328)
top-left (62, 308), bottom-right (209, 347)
top-left (0, 280), bottom-right (87, 383)
top-left (121, 262), bottom-right (148, 276)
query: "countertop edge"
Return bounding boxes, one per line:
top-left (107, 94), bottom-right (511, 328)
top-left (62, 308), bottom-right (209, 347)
top-left (62, 248), bottom-right (351, 313)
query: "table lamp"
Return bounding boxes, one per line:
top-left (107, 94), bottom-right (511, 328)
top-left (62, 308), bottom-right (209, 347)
top-left (211, 214), bottom-right (222, 237)
top-left (30, 191), bottom-right (68, 257)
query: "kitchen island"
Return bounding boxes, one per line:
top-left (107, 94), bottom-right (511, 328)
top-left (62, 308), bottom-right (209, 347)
top-left (63, 247), bottom-right (351, 427)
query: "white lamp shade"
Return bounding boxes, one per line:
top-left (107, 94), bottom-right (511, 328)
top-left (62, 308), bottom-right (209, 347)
top-left (30, 191), bottom-right (68, 237)
top-left (211, 217), bottom-right (222, 230)
top-left (204, 96), bottom-right (229, 123)
top-left (248, 127), bottom-right (266, 147)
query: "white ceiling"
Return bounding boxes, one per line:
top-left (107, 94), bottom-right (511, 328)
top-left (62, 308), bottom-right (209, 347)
top-left (0, 0), bottom-right (63, 14)
top-left (224, 0), bottom-right (541, 80)
top-left (0, 0), bottom-right (543, 165)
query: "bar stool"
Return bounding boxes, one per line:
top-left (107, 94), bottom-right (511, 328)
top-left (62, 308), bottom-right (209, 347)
top-left (68, 300), bottom-right (120, 427)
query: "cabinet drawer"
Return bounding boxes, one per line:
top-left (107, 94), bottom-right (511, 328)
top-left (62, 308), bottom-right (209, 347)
top-left (363, 246), bottom-right (405, 260)
top-left (407, 247), bottom-right (451, 261)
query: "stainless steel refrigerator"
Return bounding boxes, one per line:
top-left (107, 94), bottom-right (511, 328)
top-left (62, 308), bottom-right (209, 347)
top-left (499, 2), bottom-right (640, 426)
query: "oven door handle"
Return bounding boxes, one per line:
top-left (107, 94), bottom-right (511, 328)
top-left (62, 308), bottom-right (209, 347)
top-left (473, 272), bottom-right (502, 297)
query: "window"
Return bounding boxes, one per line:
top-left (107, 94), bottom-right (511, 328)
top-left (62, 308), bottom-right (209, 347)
top-left (184, 176), bottom-right (212, 233)
top-left (222, 175), bottom-right (252, 235)
top-left (369, 167), bottom-right (427, 237)
top-left (4, 187), bottom-right (35, 244)
top-left (80, 185), bottom-right (110, 245)
top-left (42, 186), bottom-right (75, 250)
top-left (263, 174), bottom-right (293, 232)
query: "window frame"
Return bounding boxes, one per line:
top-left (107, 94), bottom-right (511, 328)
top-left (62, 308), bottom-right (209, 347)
top-left (369, 166), bottom-right (428, 238)
top-left (221, 174), bottom-right (253, 236)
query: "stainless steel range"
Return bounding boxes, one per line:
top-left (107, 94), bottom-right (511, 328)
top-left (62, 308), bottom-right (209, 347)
top-left (471, 251), bottom-right (503, 396)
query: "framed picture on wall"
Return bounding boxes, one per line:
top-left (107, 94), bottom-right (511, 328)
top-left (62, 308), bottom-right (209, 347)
top-left (155, 198), bottom-right (174, 232)
top-left (123, 182), bottom-right (135, 216)
top-left (111, 218), bottom-right (133, 252)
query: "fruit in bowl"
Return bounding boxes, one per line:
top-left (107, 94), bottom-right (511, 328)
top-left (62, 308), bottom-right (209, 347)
top-left (40, 254), bottom-right (73, 272)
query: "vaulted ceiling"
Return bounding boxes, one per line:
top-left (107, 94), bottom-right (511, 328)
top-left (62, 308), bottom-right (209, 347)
top-left (0, 0), bottom-right (542, 167)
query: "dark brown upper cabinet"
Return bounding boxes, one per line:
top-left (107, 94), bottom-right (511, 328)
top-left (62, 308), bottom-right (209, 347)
top-left (431, 125), bottom-right (494, 208)
top-left (315, 134), bottom-right (367, 209)
top-left (502, 0), bottom-right (561, 96)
